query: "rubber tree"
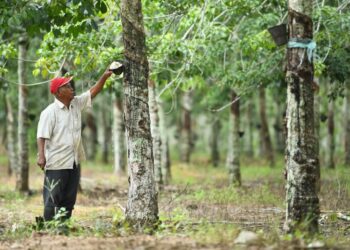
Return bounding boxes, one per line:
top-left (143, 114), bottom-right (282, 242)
top-left (83, 109), bottom-right (98, 161)
top-left (274, 95), bottom-right (286, 155)
top-left (159, 102), bottom-right (171, 184)
top-left (180, 89), bottom-right (193, 163)
top-left (245, 99), bottom-right (254, 158)
top-left (148, 80), bottom-right (163, 190)
top-left (1, 71), bottom-right (17, 176)
top-left (226, 90), bottom-right (241, 186)
top-left (99, 104), bottom-right (110, 164)
top-left (344, 81), bottom-right (350, 166)
top-left (284, 1), bottom-right (320, 233)
top-left (313, 79), bottom-right (320, 192)
top-left (326, 97), bottom-right (335, 169)
top-left (209, 116), bottom-right (221, 167)
top-left (17, 35), bottom-right (30, 192)
top-left (5, 93), bottom-right (17, 176)
top-left (259, 87), bottom-right (275, 167)
top-left (121, 0), bottom-right (158, 229)
top-left (113, 90), bottom-right (126, 176)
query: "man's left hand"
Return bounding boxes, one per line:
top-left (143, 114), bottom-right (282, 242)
top-left (104, 69), bottom-right (113, 78)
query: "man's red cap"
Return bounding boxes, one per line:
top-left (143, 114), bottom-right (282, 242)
top-left (50, 77), bottom-right (73, 94)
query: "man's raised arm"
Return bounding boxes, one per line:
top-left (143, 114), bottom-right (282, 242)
top-left (90, 69), bottom-right (113, 99)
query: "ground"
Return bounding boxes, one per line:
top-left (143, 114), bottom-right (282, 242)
top-left (0, 156), bottom-right (349, 249)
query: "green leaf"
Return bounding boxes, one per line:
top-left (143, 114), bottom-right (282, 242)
top-left (52, 28), bottom-right (61, 37)
top-left (8, 16), bottom-right (20, 27)
top-left (41, 69), bottom-right (49, 78)
top-left (74, 55), bottom-right (81, 65)
top-left (99, 1), bottom-right (107, 14)
top-left (32, 69), bottom-right (40, 77)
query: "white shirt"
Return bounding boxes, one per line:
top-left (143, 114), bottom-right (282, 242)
top-left (37, 91), bottom-right (92, 170)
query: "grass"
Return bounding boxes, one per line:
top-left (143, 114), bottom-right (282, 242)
top-left (186, 184), bottom-right (282, 206)
top-left (0, 154), bottom-right (350, 249)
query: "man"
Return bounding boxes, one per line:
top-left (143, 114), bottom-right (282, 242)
top-left (37, 69), bottom-right (112, 221)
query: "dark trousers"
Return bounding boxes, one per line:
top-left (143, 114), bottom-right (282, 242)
top-left (43, 163), bottom-right (80, 221)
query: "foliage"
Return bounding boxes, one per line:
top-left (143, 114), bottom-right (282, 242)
top-left (0, 0), bottom-right (108, 37)
top-left (0, 43), bottom-right (17, 77)
top-left (314, 3), bottom-right (350, 93)
top-left (33, 1), bottom-right (121, 78)
top-left (1, 0), bottom-right (346, 113)
top-left (325, 47), bottom-right (350, 82)
top-left (187, 184), bottom-right (282, 206)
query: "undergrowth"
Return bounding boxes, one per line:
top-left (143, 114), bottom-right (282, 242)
top-left (0, 158), bottom-right (349, 249)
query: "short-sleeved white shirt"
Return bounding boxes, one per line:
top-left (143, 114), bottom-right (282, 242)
top-left (37, 91), bottom-right (92, 170)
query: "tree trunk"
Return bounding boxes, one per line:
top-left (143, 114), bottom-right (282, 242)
top-left (326, 98), bottom-right (335, 169)
top-left (148, 80), bottom-right (163, 189)
top-left (17, 35), bottom-right (30, 193)
top-left (113, 94), bottom-right (126, 175)
top-left (245, 99), bottom-right (254, 157)
top-left (84, 109), bottom-right (97, 161)
top-left (226, 90), bottom-right (241, 186)
top-left (180, 90), bottom-right (193, 163)
top-left (100, 107), bottom-right (109, 164)
top-left (259, 87), bottom-right (275, 166)
top-left (159, 102), bottom-right (171, 184)
top-left (284, 1), bottom-right (319, 233)
top-left (162, 139), bottom-right (171, 184)
top-left (313, 80), bottom-right (320, 192)
top-left (5, 94), bottom-right (17, 176)
top-left (274, 98), bottom-right (285, 154)
top-left (121, 0), bottom-right (158, 229)
top-left (344, 82), bottom-right (350, 166)
top-left (210, 117), bottom-right (221, 167)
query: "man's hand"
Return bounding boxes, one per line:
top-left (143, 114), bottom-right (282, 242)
top-left (37, 154), bottom-right (46, 171)
top-left (104, 69), bottom-right (113, 78)
top-left (37, 138), bottom-right (46, 171)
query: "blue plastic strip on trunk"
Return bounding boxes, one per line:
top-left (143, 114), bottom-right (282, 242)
top-left (288, 38), bottom-right (316, 62)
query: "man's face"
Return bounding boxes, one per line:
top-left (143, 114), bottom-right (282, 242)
top-left (57, 83), bottom-right (74, 101)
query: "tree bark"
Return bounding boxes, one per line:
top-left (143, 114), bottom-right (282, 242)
top-left (326, 98), bottom-right (335, 169)
top-left (180, 90), bottom-right (193, 163)
top-left (245, 99), bottom-right (254, 157)
top-left (344, 82), bottom-right (350, 166)
top-left (226, 90), bottom-right (241, 186)
top-left (159, 102), bottom-right (171, 184)
top-left (209, 117), bottom-right (221, 167)
top-left (313, 80), bottom-right (320, 192)
top-left (259, 87), bottom-right (275, 166)
top-left (100, 106), bottom-right (109, 164)
top-left (17, 35), bottom-right (30, 193)
top-left (148, 80), bottom-right (163, 189)
top-left (84, 109), bottom-right (97, 161)
top-left (121, 0), bottom-right (158, 229)
top-left (274, 98), bottom-right (285, 154)
top-left (5, 94), bottom-right (17, 176)
top-left (113, 94), bottom-right (126, 175)
top-left (162, 138), bottom-right (171, 184)
top-left (284, 1), bottom-right (319, 233)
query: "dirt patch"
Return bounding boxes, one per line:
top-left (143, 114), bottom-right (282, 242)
top-left (78, 177), bottom-right (128, 206)
top-left (0, 235), bottom-right (213, 250)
